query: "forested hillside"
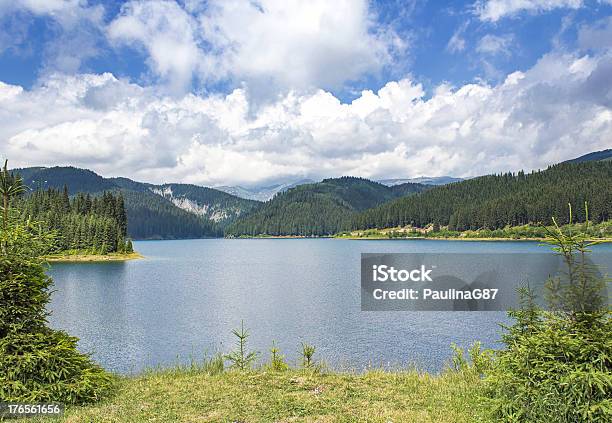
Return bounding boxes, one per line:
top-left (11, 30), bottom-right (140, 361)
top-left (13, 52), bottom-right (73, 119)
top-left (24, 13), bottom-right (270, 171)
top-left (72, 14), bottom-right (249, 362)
top-left (18, 166), bottom-right (117, 193)
top-left (15, 187), bottom-right (132, 254)
top-left (120, 190), bottom-right (219, 239)
top-left (148, 184), bottom-right (259, 223)
top-left (352, 161), bottom-right (612, 231)
top-left (565, 148), bottom-right (612, 163)
top-left (13, 166), bottom-right (259, 240)
top-left (11, 158), bottom-right (612, 240)
top-left (225, 177), bottom-right (428, 236)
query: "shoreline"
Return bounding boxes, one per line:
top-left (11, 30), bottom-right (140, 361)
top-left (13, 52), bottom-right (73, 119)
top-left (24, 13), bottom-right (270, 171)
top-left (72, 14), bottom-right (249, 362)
top-left (45, 252), bottom-right (144, 263)
top-left (335, 235), bottom-right (612, 242)
top-left (335, 235), bottom-right (547, 242)
top-left (229, 235), bottom-right (612, 242)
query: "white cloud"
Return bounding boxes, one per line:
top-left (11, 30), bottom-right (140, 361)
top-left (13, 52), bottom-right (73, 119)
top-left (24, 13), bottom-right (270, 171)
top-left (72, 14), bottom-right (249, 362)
top-left (1, 49), bottom-right (611, 187)
top-left (477, 34), bottom-right (514, 55)
top-left (198, 0), bottom-right (397, 92)
top-left (578, 16), bottom-right (612, 50)
top-left (446, 22), bottom-right (468, 53)
top-left (0, 0), bottom-right (105, 73)
top-left (107, 1), bottom-right (204, 94)
top-left (475, 0), bottom-right (584, 22)
top-left (106, 0), bottom-right (401, 96)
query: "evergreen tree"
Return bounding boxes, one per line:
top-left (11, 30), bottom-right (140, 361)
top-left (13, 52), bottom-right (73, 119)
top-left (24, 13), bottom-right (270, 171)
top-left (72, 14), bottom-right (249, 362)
top-left (12, 186), bottom-right (131, 254)
top-left (353, 162), bottom-right (612, 232)
top-left (0, 162), bottom-right (113, 402)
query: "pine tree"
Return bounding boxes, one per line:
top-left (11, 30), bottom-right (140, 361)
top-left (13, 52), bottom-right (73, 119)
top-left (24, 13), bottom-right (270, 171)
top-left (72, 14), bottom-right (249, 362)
top-left (0, 163), bottom-right (113, 402)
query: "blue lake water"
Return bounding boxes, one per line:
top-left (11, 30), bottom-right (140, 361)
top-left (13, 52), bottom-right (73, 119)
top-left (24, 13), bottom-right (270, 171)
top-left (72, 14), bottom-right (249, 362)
top-left (46, 239), bottom-right (612, 374)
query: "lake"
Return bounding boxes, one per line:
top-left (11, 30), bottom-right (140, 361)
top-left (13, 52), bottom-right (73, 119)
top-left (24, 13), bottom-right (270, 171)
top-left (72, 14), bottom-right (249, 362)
top-left (46, 239), bottom-right (612, 374)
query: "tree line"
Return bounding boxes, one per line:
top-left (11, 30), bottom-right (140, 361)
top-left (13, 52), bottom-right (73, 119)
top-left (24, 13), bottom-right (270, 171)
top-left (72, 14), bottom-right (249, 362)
top-left (352, 161), bottom-right (612, 231)
top-left (225, 177), bottom-right (425, 237)
top-left (122, 190), bottom-right (221, 239)
top-left (15, 186), bottom-right (133, 254)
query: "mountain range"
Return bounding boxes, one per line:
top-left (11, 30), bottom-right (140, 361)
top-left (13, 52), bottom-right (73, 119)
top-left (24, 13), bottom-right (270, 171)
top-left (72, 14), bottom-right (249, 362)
top-left (11, 148), bottom-right (611, 240)
top-left (377, 176), bottom-right (464, 186)
top-left (216, 176), bottom-right (462, 201)
top-left (225, 177), bottom-right (428, 236)
top-left (565, 149), bottom-right (612, 163)
top-left (215, 179), bottom-right (314, 201)
top-left (15, 167), bottom-right (259, 239)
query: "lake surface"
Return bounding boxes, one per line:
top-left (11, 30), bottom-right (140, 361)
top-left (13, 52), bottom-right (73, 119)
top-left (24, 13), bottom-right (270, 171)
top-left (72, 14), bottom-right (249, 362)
top-left (47, 239), bottom-right (612, 374)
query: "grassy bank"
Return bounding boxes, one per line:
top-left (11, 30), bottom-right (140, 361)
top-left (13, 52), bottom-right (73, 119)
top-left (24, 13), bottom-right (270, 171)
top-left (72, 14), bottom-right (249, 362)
top-left (45, 251), bottom-right (143, 262)
top-left (33, 367), bottom-right (484, 422)
top-left (337, 221), bottom-right (612, 241)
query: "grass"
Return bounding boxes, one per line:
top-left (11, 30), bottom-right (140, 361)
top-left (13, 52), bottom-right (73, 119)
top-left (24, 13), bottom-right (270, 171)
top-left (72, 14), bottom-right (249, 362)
top-left (32, 367), bottom-right (485, 422)
top-left (44, 251), bottom-right (143, 262)
top-left (337, 221), bottom-right (612, 242)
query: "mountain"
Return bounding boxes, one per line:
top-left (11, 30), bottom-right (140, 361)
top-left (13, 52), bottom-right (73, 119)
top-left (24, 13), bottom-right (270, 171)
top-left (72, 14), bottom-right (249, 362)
top-left (354, 161), bottom-right (612, 231)
top-left (226, 177), bottom-right (428, 237)
top-left (378, 176), bottom-right (464, 186)
top-left (19, 166), bottom-right (117, 193)
top-left (215, 179), bottom-right (314, 201)
top-left (110, 179), bottom-right (259, 224)
top-left (13, 166), bottom-right (259, 240)
top-left (565, 149), bottom-right (612, 163)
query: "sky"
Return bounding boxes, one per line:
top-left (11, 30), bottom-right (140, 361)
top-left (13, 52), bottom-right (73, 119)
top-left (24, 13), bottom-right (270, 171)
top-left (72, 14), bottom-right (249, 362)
top-left (0, 0), bottom-right (611, 187)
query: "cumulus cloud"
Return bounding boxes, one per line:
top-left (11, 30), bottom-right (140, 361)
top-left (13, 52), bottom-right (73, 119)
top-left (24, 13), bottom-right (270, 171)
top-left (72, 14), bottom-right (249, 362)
top-left (106, 0), bottom-right (401, 96)
top-left (475, 0), bottom-right (584, 22)
top-left (1, 49), bottom-right (611, 187)
top-left (197, 0), bottom-right (398, 92)
top-left (107, 1), bottom-right (204, 94)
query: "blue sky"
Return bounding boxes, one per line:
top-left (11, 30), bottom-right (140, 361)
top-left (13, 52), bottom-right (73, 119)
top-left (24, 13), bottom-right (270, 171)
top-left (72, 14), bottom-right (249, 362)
top-left (0, 1), bottom-right (611, 186)
top-left (1, 0), bottom-right (610, 98)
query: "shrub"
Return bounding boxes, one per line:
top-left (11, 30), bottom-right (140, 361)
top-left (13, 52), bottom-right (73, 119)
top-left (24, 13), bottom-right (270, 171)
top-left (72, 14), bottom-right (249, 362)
top-left (301, 343), bottom-right (316, 368)
top-left (268, 341), bottom-right (288, 371)
top-left (483, 205), bottom-right (612, 422)
top-left (0, 330), bottom-right (113, 403)
top-left (450, 342), bottom-right (493, 376)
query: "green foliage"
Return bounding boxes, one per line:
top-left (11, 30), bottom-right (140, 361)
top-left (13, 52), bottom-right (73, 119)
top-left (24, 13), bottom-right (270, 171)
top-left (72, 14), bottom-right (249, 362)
top-left (14, 187), bottom-right (131, 254)
top-left (226, 177), bottom-right (427, 237)
top-left (268, 341), bottom-right (289, 371)
top-left (300, 343), bottom-right (316, 368)
top-left (0, 330), bottom-right (113, 403)
top-left (1, 160), bottom-right (26, 232)
top-left (450, 342), bottom-right (493, 377)
top-left (120, 190), bottom-right (221, 239)
top-left (0, 164), bottom-right (113, 403)
top-left (224, 321), bottom-right (259, 371)
top-left (541, 203), bottom-right (609, 317)
top-left (353, 161), bottom-right (612, 231)
top-left (343, 220), bottom-right (612, 240)
top-left (15, 166), bottom-right (259, 240)
top-left (484, 310), bottom-right (611, 422)
top-left (119, 183), bottom-right (260, 239)
top-left (483, 205), bottom-right (612, 422)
